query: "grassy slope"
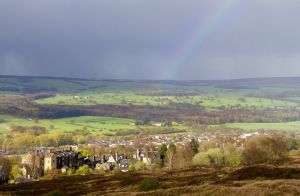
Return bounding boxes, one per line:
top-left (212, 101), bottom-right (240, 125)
top-left (0, 115), bottom-right (135, 134)
top-left (226, 121), bottom-right (300, 131)
top-left (3, 76), bottom-right (300, 133)
top-left (1, 76), bottom-right (298, 111)
top-left (35, 93), bottom-right (297, 111)
top-left (1, 165), bottom-right (300, 195)
top-left (0, 115), bottom-right (187, 135)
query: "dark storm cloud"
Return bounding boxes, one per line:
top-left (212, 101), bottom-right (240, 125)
top-left (0, 0), bottom-right (300, 80)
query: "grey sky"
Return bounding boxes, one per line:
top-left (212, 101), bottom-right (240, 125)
top-left (0, 0), bottom-right (300, 80)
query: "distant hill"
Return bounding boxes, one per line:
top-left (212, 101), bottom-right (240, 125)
top-left (1, 75), bottom-right (300, 94)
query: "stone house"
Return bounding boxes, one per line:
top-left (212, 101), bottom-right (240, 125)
top-left (21, 147), bottom-right (84, 178)
top-left (133, 149), bottom-right (160, 165)
top-left (44, 153), bottom-right (57, 172)
top-left (107, 152), bottom-right (127, 166)
top-left (44, 151), bottom-right (83, 173)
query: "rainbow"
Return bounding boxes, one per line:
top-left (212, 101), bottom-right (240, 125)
top-left (165, 0), bottom-right (239, 79)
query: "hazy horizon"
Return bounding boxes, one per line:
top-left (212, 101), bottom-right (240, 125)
top-left (1, 0), bottom-right (300, 80)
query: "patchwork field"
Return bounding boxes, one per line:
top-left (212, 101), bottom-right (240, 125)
top-left (0, 115), bottom-right (187, 135)
top-left (35, 92), bottom-right (297, 111)
top-left (226, 121), bottom-right (300, 132)
top-left (4, 114), bottom-right (300, 136)
top-left (2, 76), bottom-right (300, 135)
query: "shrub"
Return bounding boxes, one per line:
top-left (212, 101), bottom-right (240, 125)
top-left (192, 148), bottom-right (225, 166)
top-left (129, 161), bottom-right (146, 171)
top-left (75, 165), bottom-right (91, 175)
top-left (135, 161), bottom-right (146, 171)
top-left (95, 167), bottom-right (106, 174)
top-left (11, 164), bottom-right (22, 180)
top-left (42, 169), bottom-right (61, 180)
top-left (224, 144), bottom-right (242, 166)
top-left (66, 168), bottom-right (75, 176)
top-left (138, 178), bottom-right (160, 192)
top-left (243, 135), bottom-right (289, 164)
top-left (113, 165), bottom-right (121, 174)
top-left (192, 146), bottom-right (242, 167)
top-left (46, 190), bottom-right (64, 196)
top-left (128, 164), bottom-right (136, 171)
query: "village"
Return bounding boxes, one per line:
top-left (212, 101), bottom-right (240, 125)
top-left (16, 145), bottom-right (162, 182)
top-left (89, 131), bottom-right (263, 148)
top-left (0, 130), bottom-right (298, 185)
top-left (15, 131), bottom-right (264, 181)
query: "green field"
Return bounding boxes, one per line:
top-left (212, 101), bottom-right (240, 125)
top-left (35, 92), bottom-right (297, 111)
top-left (4, 114), bottom-right (300, 134)
top-left (3, 76), bottom-right (300, 135)
top-left (0, 115), bottom-right (135, 134)
top-left (226, 121), bottom-right (300, 131)
top-left (2, 76), bottom-right (299, 112)
top-left (0, 115), bottom-right (187, 135)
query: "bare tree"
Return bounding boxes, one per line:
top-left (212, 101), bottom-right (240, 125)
top-left (167, 143), bottom-right (176, 170)
top-left (0, 156), bottom-right (12, 179)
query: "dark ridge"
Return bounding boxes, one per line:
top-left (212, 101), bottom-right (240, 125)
top-left (1, 74), bottom-right (300, 83)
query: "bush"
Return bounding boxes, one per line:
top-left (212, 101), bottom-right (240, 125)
top-left (42, 169), bottom-right (61, 180)
top-left (75, 165), bottom-right (91, 175)
top-left (192, 146), bottom-right (242, 167)
top-left (192, 148), bottom-right (225, 166)
top-left (224, 144), bottom-right (242, 166)
top-left (11, 164), bottom-right (22, 180)
top-left (138, 178), bottom-right (160, 192)
top-left (66, 168), bottom-right (75, 176)
top-left (129, 162), bottom-right (146, 171)
top-left (113, 165), bottom-right (121, 174)
top-left (128, 164), bottom-right (136, 171)
top-left (46, 190), bottom-right (64, 196)
top-left (243, 135), bottom-right (289, 164)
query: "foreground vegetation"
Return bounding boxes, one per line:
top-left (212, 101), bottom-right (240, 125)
top-left (1, 164), bottom-right (300, 195)
top-left (0, 125), bottom-right (299, 194)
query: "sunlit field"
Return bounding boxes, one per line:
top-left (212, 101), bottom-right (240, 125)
top-left (226, 121), bottom-right (300, 131)
top-left (0, 115), bottom-right (187, 135)
top-left (35, 92), bottom-right (297, 111)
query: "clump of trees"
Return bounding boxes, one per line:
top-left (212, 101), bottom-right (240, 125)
top-left (192, 135), bottom-right (291, 167)
top-left (129, 161), bottom-right (146, 171)
top-left (0, 126), bottom-right (92, 153)
top-left (243, 135), bottom-right (289, 164)
top-left (192, 144), bottom-right (242, 167)
top-left (158, 140), bottom-right (199, 169)
top-left (0, 156), bottom-right (12, 184)
top-left (75, 165), bottom-right (91, 175)
top-left (10, 126), bottom-right (47, 135)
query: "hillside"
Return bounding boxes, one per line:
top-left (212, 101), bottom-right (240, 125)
top-left (2, 75), bottom-right (300, 136)
top-left (1, 77), bottom-right (300, 195)
top-left (1, 164), bottom-right (300, 195)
